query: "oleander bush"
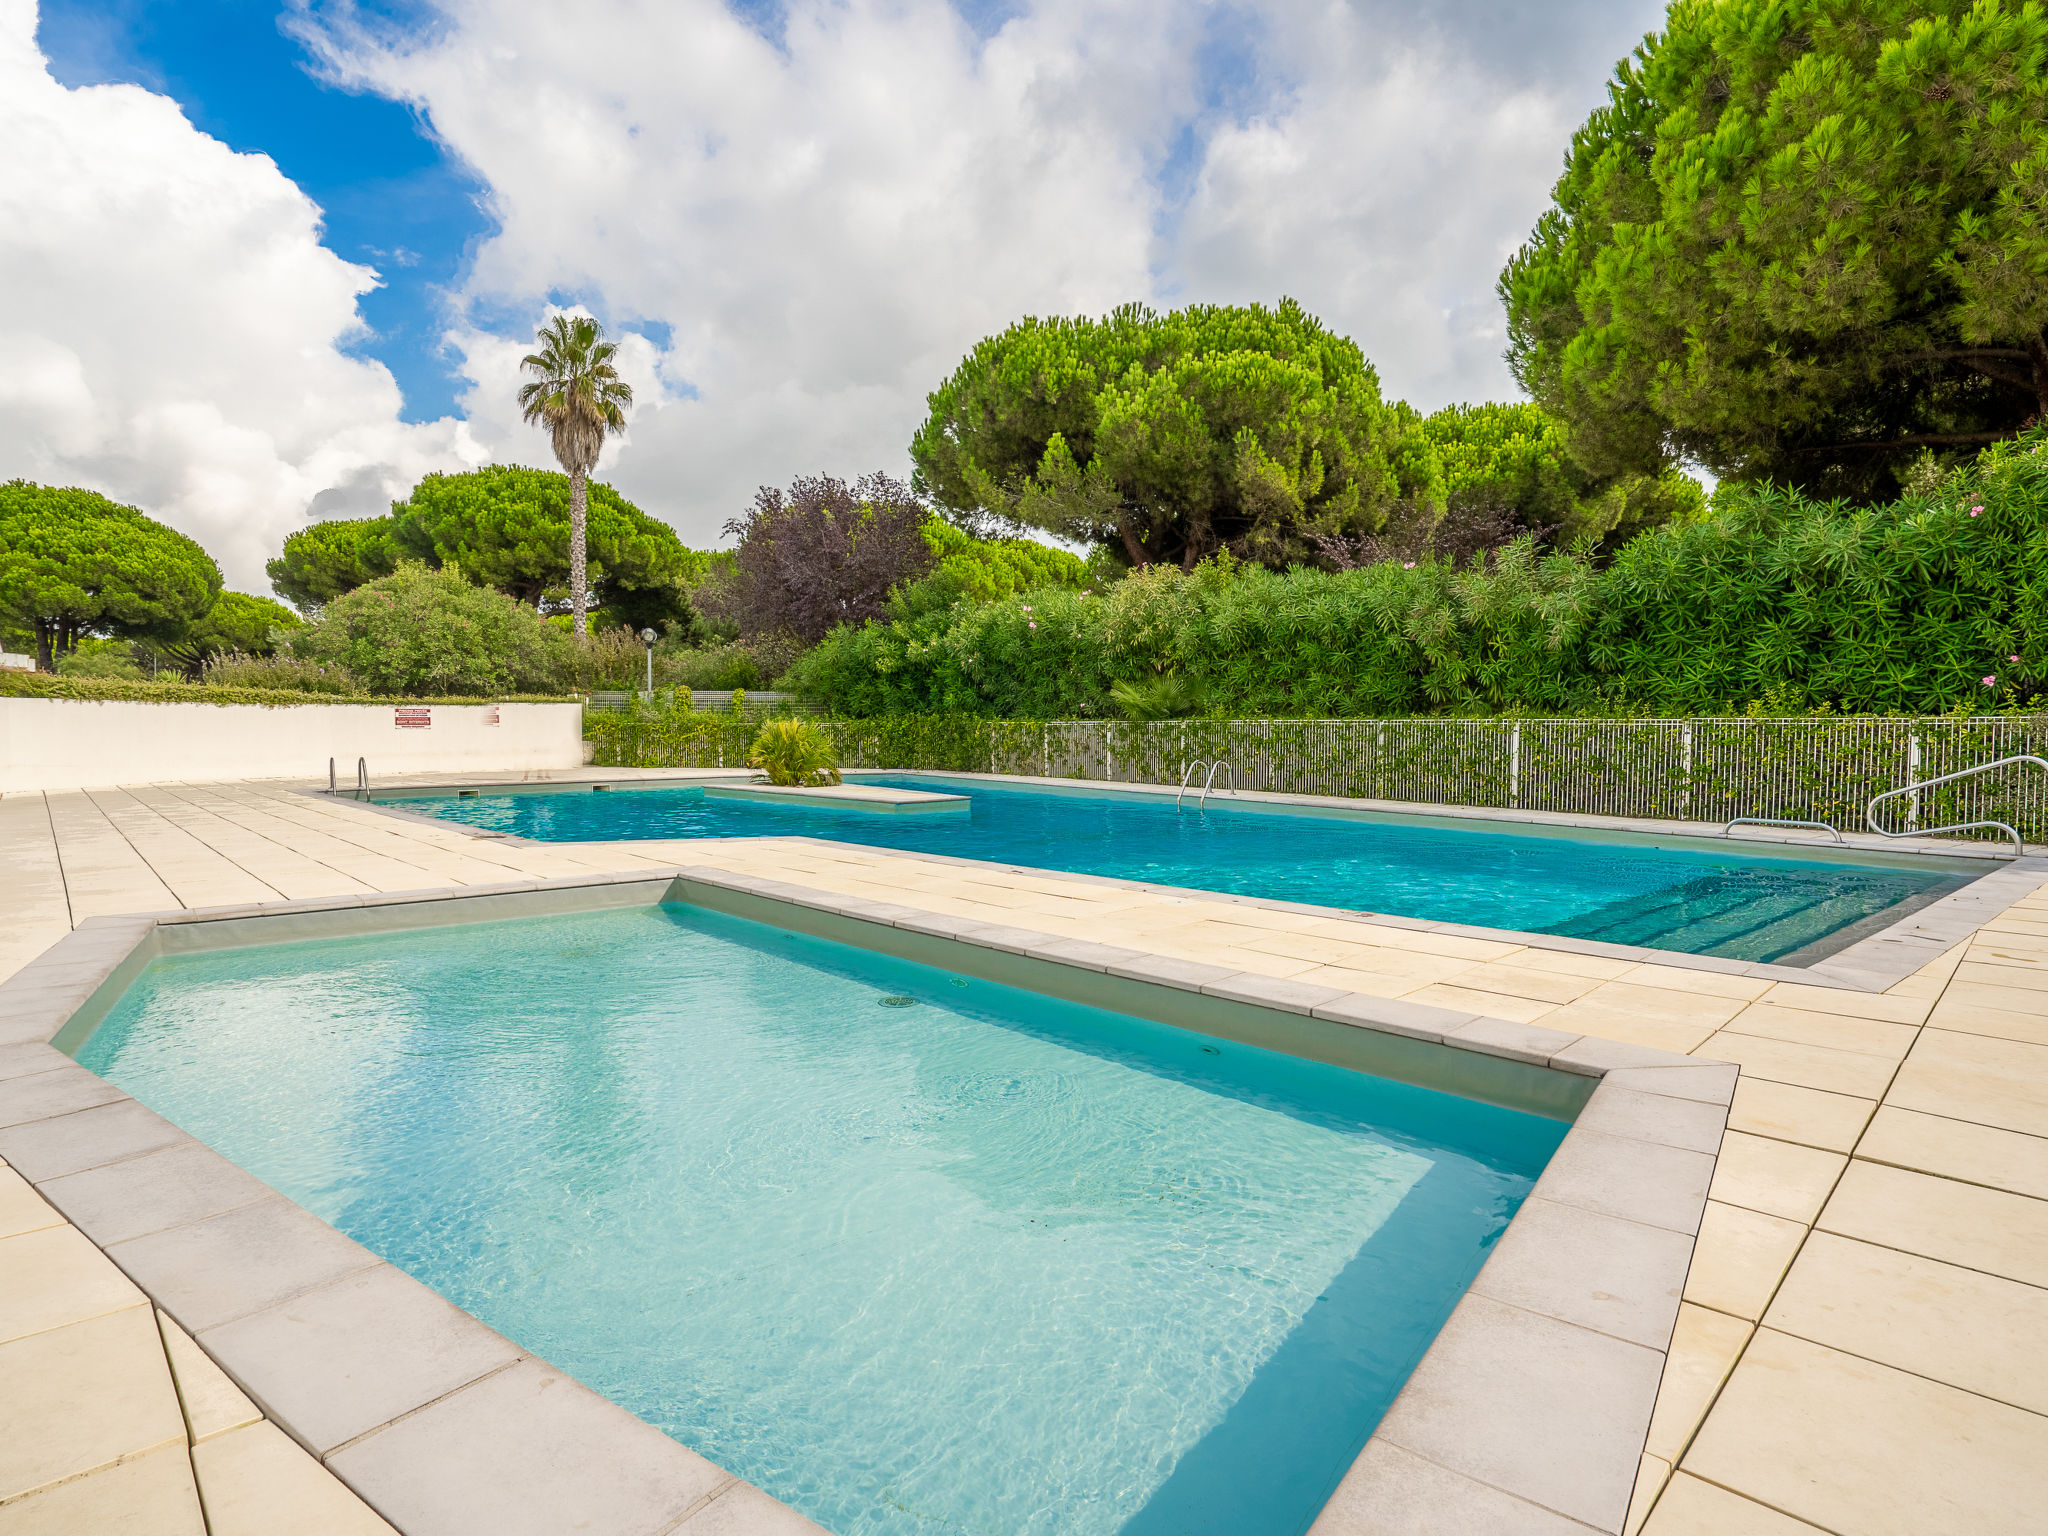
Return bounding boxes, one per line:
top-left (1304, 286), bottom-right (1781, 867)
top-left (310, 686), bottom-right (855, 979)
top-left (787, 429), bottom-right (2048, 719)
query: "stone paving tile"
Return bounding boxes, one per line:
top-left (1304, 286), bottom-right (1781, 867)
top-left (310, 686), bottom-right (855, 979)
top-left (1724, 1078), bottom-right (1875, 1154)
top-left (1679, 1202), bottom-right (1806, 1322)
top-left (1757, 983), bottom-right (1933, 1025)
top-left (1624, 1453), bottom-right (1670, 1536)
top-left (192, 1422), bottom-right (399, 1536)
top-left (1438, 960), bottom-right (1605, 1006)
top-left (0, 1164), bottom-right (63, 1240)
top-left (1714, 1003), bottom-right (1918, 1057)
top-left (158, 1311), bottom-right (262, 1445)
top-left (1854, 1105), bottom-right (2048, 1200)
top-left (1816, 1159), bottom-right (2048, 1288)
top-left (1404, 983), bottom-right (1560, 1025)
top-left (1641, 1472), bottom-right (1829, 1534)
top-left (1681, 1328), bottom-right (2048, 1536)
top-left (1705, 1133), bottom-right (1847, 1226)
top-left (0, 1440), bottom-right (206, 1535)
top-left (1889, 1029), bottom-right (2048, 1138)
top-left (1642, 1303), bottom-right (1752, 1466)
top-left (1693, 1031), bottom-right (1901, 1099)
top-left (1923, 993), bottom-right (2048, 1047)
top-left (0, 1224), bottom-right (146, 1345)
top-left (1764, 1231), bottom-right (2048, 1415)
top-left (0, 1302), bottom-right (187, 1503)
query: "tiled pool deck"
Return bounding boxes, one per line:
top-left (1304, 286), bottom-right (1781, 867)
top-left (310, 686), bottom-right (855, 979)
top-left (5, 773), bottom-right (2048, 1533)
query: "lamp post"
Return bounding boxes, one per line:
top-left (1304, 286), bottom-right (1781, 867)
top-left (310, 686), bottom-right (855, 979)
top-left (640, 628), bottom-right (657, 695)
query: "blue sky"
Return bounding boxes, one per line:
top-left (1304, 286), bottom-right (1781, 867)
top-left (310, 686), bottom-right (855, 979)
top-left (37, 0), bottom-right (486, 422)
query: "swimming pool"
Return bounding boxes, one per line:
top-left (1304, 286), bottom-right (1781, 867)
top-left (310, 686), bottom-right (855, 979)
top-left (379, 775), bottom-right (1973, 964)
top-left (76, 901), bottom-right (1563, 1536)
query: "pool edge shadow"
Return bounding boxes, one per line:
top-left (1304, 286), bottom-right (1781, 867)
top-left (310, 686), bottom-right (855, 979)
top-left (0, 870), bottom-right (1734, 1536)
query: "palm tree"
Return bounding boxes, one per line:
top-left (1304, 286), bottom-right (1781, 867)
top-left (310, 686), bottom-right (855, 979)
top-left (518, 314), bottom-right (634, 638)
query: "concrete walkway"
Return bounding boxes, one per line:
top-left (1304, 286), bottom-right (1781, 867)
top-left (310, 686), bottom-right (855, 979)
top-left (4, 778), bottom-right (2048, 1534)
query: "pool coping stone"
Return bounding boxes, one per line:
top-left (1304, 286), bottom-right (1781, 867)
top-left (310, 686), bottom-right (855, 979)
top-left (5, 867), bottom-right (1738, 1536)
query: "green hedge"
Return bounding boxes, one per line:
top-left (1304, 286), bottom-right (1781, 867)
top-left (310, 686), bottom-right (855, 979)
top-left (786, 429), bottom-right (2048, 720)
top-left (584, 694), bottom-right (1000, 772)
top-left (0, 672), bottom-right (575, 709)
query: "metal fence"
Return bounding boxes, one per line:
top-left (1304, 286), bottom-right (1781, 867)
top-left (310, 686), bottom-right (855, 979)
top-left (585, 690), bottom-right (807, 718)
top-left (961, 715), bottom-right (2048, 843)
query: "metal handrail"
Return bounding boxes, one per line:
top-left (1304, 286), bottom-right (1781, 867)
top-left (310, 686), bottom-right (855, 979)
top-left (1866, 754), bottom-right (2047, 856)
top-left (1176, 760), bottom-right (1212, 808)
top-left (355, 757), bottom-right (369, 800)
top-left (1200, 760), bottom-right (1239, 810)
top-left (1722, 817), bottom-right (1844, 844)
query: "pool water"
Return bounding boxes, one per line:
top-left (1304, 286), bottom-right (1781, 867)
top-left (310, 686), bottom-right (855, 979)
top-left (78, 904), bottom-right (1564, 1536)
top-left (380, 776), bottom-right (1966, 963)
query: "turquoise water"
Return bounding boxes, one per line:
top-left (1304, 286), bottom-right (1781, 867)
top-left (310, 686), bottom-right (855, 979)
top-left (77, 904), bottom-right (1563, 1536)
top-left (381, 775), bottom-right (1964, 962)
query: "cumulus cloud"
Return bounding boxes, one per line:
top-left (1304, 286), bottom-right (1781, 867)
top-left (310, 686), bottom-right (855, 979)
top-left (1168, 10), bottom-right (1587, 409)
top-left (296, 0), bottom-right (1664, 545)
top-left (303, 0), bottom-right (1204, 542)
top-left (0, 0), bottom-right (478, 591)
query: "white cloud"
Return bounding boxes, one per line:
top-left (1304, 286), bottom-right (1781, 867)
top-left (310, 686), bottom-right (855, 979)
top-left (303, 0), bottom-right (1206, 542)
top-left (1167, 10), bottom-right (1586, 410)
top-left (297, 0), bottom-right (1663, 546)
top-left (0, 0), bottom-right (479, 592)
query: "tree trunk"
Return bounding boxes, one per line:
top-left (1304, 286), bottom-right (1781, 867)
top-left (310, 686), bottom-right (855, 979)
top-left (2031, 334), bottom-right (2048, 421)
top-left (34, 618), bottom-right (52, 673)
top-left (569, 466), bottom-right (590, 639)
top-left (1118, 520), bottom-right (1148, 567)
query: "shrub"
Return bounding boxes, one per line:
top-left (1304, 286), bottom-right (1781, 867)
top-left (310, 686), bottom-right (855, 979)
top-left (291, 563), bottom-right (571, 697)
top-left (202, 653), bottom-right (361, 695)
top-left (748, 719), bottom-right (840, 785)
top-left (57, 645), bottom-right (147, 681)
top-left (788, 427), bottom-right (2048, 719)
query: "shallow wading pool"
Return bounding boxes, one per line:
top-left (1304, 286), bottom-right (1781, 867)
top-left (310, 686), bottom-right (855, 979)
top-left (380, 774), bottom-right (1976, 963)
top-left (72, 902), bottom-right (1566, 1536)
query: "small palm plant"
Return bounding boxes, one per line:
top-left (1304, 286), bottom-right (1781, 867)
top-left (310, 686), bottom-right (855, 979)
top-left (748, 719), bottom-right (841, 786)
top-left (517, 314), bottom-right (633, 639)
top-left (1109, 673), bottom-right (1206, 722)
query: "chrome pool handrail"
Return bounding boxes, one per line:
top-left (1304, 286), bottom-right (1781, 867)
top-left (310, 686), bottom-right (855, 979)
top-left (1721, 817), bottom-right (1843, 843)
top-left (1200, 760), bottom-right (1239, 810)
top-left (1865, 754), bottom-right (2048, 857)
top-left (1176, 760), bottom-right (1212, 808)
top-left (355, 757), bottom-right (369, 800)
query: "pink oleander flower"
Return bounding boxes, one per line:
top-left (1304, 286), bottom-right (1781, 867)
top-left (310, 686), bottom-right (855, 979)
top-left (1028, 621), bottom-right (1037, 630)
top-left (1974, 505), bottom-right (1985, 512)
top-left (1984, 675), bottom-right (1998, 686)
top-left (2012, 654), bottom-right (2023, 663)
top-left (1403, 561), bottom-right (1416, 569)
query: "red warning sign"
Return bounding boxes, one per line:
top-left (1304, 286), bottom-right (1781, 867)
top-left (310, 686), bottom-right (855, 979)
top-left (394, 707), bottom-right (431, 729)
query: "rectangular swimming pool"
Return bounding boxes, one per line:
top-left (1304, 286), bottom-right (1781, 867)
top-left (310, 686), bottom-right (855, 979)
top-left (379, 774), bottom-right (1977, 963)
top-left (74, 902), bottom-right (1566, 1536)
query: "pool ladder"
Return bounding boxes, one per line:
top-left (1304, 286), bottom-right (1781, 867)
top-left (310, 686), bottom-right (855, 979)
top-left (1864, 753), bottom-right (2047, 857)
top-left (1722, 753), bottom-right (2046, 856)
top-left (1177, 759), bottom-right (1241, 810)
top-left (328, 757), bottom-right (369, 799)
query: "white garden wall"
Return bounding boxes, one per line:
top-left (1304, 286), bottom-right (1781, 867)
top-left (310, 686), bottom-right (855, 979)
top-left (0, 698), bottom-right (586, 792)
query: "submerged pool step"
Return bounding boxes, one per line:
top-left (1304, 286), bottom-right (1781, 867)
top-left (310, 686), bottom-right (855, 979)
top-left (1549, 874), bottom-right (1918, 962)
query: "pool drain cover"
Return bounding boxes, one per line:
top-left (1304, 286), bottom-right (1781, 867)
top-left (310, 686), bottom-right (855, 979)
top-left (879, 995), bottom-right (918, 1007)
